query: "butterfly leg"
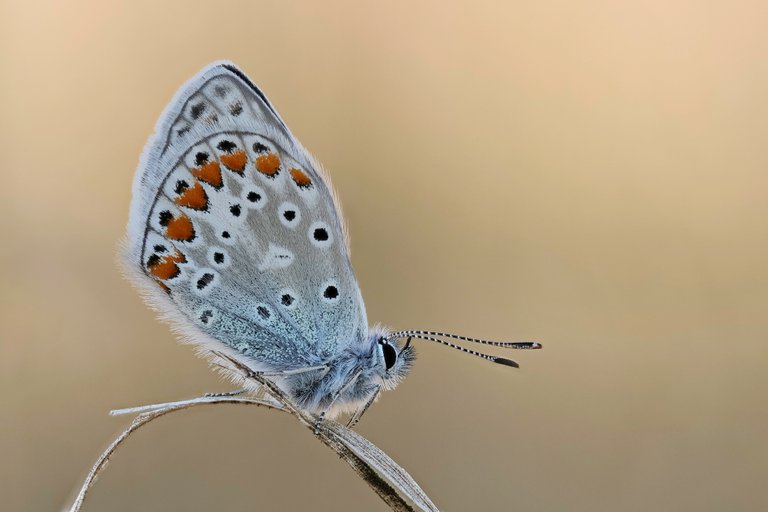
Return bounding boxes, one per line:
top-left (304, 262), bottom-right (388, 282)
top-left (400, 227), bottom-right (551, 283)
top-left (258, 365), bottom-right (328, 377)
top-left (313, 370), bottom-right (363, 434)
top-left (210, 351), bottom-right (328, 379)
top-left (204, 388), bottom-right (248, 398)
top-left (346, 385), bottom-right (381, 429)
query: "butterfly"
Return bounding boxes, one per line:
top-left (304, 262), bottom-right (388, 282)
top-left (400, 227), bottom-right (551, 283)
top-left (123, 61), bottom-right (541, 427)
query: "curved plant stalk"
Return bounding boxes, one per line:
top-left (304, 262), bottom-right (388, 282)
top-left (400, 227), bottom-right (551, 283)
top-left (68, 353), bottom-right (439, 512)
top-left (68, 396), bottom-right (281, 512)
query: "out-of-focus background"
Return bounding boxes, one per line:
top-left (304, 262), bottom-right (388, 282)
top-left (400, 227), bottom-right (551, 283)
top-left (2, 1), bottom-right (767, 510)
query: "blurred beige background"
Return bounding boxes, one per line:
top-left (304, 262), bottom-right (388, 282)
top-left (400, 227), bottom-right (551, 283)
top-left (2, 1), bottom-right (767, 510)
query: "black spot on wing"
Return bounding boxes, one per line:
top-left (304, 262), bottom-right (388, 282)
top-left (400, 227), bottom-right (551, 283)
top-left (217, 139), bottom-right (237, 152)
top-left (174, 179), bottom-right (189, 194)
top-left (323, 285), bottom-right (338, 299)
top-left (158, 211), bottom-right (173, 227)
top-left (196, 273), bottom-right (214, 290)
top-left (195, 152), bottom-right (209, 166)
top-left (190, 102), bottom-right (206, 120)
top-left (229, 101), bottom-right (243, 116)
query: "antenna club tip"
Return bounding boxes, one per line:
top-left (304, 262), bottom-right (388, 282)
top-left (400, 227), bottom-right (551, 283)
top-left (531, 342), bottom-right (542, 349)
top-left (494, 358), bottom-right (520, 368)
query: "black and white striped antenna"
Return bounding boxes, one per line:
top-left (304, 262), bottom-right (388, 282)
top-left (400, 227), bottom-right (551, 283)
top-left (385, 330), bottom-right (541, 368)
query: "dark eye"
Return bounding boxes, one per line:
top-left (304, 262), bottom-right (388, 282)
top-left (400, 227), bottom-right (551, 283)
top-left (381, 341), bottom-right (397, 370)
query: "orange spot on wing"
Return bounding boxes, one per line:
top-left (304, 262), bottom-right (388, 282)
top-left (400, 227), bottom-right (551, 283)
top-left (174, 181), bottom-right (208, 210)
top-left (289, 168), bottom-right (312, 188)
top-left (148, 250), bottom-right (187, 280)
top-left (220, 150), bottom-right (247, 174)
top-left (255, 153), bottom-right (281, 176)
top-left (191, 161), bottom-right (223, 189)
top-left (165, 214), bottom-right (195, 241)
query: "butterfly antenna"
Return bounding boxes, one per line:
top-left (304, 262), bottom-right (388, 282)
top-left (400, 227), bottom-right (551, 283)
top-left (386, 333), bottom-right (523, 368)
top-left (389, 330), bottom-right (541, 350)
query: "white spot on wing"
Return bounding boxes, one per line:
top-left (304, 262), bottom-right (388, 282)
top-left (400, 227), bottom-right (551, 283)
top-left (278, 201), bottom-right (301, 228)
top-left (320, 279), bottom-right (340, 304)
top-left (207, 247), bottom-right (230, 268)
top-left (241, 185), bottom-right (267, 209)
top-left (308, 220), bottom-right (333, 248)
top-left (258, 243), bottom-right (294, 271)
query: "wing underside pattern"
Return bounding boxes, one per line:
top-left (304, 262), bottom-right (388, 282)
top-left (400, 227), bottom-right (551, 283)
top-left (126, 63), bottom-right (367, 370)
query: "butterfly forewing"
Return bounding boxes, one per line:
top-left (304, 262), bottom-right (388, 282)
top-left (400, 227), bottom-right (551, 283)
top-left (126, 62), bottom-right (368, 371)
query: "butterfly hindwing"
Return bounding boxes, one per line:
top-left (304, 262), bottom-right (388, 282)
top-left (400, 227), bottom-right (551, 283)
top-left (125, 62), bottom-right (368, 371)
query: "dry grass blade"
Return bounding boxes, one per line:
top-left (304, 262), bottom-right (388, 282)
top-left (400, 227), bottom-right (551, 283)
top-left (67, 396), bottom-right (283, 512)
top-left (323, 421), bottom-right (440, 512)
top-left (68, 354), bottom-right (439, 512)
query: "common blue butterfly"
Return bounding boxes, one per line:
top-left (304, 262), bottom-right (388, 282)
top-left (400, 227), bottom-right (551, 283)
top-left (123, 61), bottom-right (540, 427)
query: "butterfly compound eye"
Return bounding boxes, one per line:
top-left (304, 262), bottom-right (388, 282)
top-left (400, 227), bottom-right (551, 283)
top-left (381, 341), bottom-right (397, 370)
